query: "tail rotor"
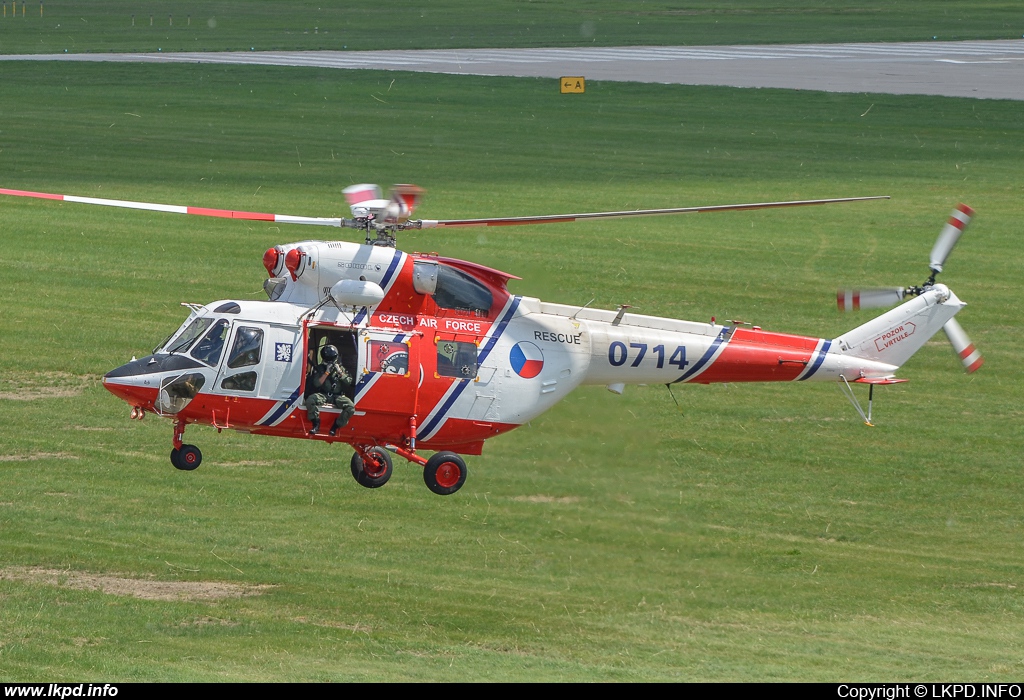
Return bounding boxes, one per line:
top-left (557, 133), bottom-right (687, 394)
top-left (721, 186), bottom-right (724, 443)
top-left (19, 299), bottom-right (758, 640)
top-left (837, 204), bottom-right (982, 373)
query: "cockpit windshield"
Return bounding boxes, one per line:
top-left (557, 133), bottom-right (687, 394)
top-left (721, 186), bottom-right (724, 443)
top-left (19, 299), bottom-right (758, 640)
top-left (190, 319), bottom-right (230, 366)
top-left (166, 317), bottom-right (212, 355)
top-left (152, 333), bottom-right (173, 355)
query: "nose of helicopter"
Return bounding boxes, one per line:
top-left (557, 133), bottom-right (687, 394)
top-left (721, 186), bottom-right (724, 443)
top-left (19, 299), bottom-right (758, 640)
top-left (102, 376), bottom-right (147, 405)
top-left (102, 362), bottom-right (157, 407)
top-left (103, 354), bottom-right (203, 407)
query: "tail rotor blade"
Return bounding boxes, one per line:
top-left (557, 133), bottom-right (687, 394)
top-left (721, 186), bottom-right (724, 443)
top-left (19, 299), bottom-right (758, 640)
top-left (837, 288), bottom-right (906, 311)
top-left (943, 318), bottom-right (984, 373)
top-left (930, 203), bottom-right (973, 274)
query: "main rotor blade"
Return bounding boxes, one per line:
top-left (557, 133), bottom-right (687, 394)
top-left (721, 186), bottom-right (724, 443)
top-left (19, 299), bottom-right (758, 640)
top-left (0, 187), bottom-right (344, 227)
top-left (942, 317), bottom-right (984, 373)
top-left (930, 203), bottom-right (973, 274)
top-left (416, 195), bottom-right (890, 228)
top-left (2, 187), bottom-right (889, 233)
top-left (837, 288), bottom-right (906, 311)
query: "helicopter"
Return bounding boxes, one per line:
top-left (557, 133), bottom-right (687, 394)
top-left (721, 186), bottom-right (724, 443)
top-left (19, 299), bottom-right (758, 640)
top-left (0, 185), bottom-right (981, 495)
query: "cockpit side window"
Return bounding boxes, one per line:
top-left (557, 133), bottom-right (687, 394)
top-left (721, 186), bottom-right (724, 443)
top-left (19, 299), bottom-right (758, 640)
top-left (166, 317), bottom-right (212, 355)
top-left (432, 264), bottom-right (493, 314)
top-left (227, 327), bottom-right (264, 369)
top-left (190, 319), bottom-right (230, 366)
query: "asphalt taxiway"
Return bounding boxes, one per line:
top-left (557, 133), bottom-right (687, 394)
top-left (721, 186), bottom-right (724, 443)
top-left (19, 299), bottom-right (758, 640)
top-left (5, 40), bottom-right (1023, 100)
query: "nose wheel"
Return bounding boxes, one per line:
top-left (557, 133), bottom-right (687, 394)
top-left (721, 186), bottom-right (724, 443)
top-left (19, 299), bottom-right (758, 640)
top-left (170, 419), bottom-right (202, 470)
top-left (170, 444), bottom-right (202, 471)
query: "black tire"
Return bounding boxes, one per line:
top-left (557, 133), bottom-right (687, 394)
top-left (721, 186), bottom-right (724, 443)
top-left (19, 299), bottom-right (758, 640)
top-left (423, 451), bottom-right (467, 496)
top-left (173, 444), bottom-right (202, 471)
top-left (350, 447), bottom-right (393, 489)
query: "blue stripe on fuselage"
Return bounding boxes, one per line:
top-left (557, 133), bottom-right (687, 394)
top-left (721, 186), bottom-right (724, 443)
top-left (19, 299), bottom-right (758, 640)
top-left (257, 385), bottom-right (302, 426)
top-left (798, 340), bottom-right (831, 381)
top-left (353, 249), bottom-right (404, 325)
top-left (672, 327), bottom-right (731, 384)
top-left (417, 297), bottom-right (521, 440)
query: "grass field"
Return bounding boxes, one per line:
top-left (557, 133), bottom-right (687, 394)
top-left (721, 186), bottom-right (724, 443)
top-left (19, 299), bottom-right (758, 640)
top-left (0, 56), bottom-right (1023, 680)
top-left (0, 1), bottom-right (1022, 54)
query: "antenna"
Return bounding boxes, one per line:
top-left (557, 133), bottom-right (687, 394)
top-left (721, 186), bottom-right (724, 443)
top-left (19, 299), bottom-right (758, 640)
top-left (570, 298), bottom-right (596, 321)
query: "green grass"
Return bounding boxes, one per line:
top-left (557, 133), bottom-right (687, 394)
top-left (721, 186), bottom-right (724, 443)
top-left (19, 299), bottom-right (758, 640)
top-left (1, 61), bottom-right (1023, 681)
top-left (0, 1), bottom-right (1022, 54)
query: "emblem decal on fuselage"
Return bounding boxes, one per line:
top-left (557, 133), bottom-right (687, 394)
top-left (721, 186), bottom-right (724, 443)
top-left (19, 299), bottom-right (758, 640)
top-left (510, 341), bottom-right (544, 379)
top-left (275, 343), bottom-right (293, 362)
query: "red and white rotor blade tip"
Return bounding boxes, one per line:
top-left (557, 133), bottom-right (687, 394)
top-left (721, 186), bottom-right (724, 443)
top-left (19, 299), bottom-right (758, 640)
top-left (0, 187), bottom-right (343, 227)
top-left (930, 203), bottom-right (973, 273)
top-left (390, 184), bottom-right (424, 209)
top-left (942, 317), bottom-right (984, 373)
top-left (388, 184), bottom-right (425, 221)
top-left (837, 287), bottom-right (906, 312)
top-left (342, 183), bottom-right (383, 205)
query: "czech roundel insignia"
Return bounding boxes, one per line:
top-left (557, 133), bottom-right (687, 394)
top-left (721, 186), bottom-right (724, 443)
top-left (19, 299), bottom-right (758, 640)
top-left (510, 342), bottom-right (544, 379)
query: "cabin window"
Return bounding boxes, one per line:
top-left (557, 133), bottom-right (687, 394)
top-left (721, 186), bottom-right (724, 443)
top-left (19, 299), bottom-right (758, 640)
top-left (166, 317), bottom-right (212, 355)
top-left (221, 371), bottom-right (258, 392)
top-left (227, 327), bottom-right (264, 369)
top-left (432, 264), bottom-right (493, 314)
top-left (436, 339), bottom-right (478, 379)
top-left (190, 319), bottom-right (230, 366)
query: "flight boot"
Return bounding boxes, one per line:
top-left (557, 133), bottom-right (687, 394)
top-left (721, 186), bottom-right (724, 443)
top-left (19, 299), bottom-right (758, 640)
top-left (328, 415), bottom-right (348, 437)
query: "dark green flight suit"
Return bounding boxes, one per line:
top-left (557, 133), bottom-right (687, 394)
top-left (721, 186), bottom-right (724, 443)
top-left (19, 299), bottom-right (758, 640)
top-left (304, 361), bottom-right (355, 435)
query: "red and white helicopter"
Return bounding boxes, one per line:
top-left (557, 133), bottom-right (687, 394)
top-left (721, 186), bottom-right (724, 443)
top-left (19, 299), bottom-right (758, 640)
top-left (1, 185), bottom-right (981, 495)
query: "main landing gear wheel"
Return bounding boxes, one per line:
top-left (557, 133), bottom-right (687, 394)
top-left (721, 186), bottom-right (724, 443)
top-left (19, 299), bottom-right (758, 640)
top-left (350, 447), bottom-right (393, 489)
top-left (423, 451), bottom-right (467, 496)
top-left (170, 444), bottom-right (202, 471)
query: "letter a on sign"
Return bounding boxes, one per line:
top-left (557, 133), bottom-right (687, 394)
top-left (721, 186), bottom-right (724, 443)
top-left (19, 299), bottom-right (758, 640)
top-left (560, 76), bottom-right (585, 94)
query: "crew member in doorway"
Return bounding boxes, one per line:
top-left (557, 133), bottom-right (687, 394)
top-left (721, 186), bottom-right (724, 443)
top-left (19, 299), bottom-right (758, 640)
top-left (305, 344), bottom-right (355, 436)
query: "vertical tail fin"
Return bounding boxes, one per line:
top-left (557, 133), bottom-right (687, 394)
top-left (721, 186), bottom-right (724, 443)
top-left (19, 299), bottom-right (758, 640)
top-left (833, 286), bottom-right (964, 368)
